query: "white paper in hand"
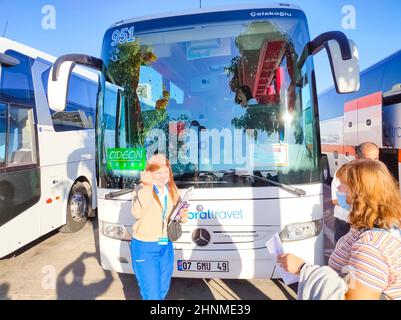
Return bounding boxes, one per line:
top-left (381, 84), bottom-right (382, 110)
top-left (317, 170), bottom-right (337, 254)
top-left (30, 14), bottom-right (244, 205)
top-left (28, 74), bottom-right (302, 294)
top-left (265, 233), bottom-right (299, 285)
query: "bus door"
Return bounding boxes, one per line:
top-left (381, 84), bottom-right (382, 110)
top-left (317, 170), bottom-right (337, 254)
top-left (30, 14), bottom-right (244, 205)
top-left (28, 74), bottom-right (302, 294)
top-left (382, 85), bottom-right (401, 183)
top-left (0, 49), bottom-right (41, 256)
top-left (0, 103), bottom-right (40, 228)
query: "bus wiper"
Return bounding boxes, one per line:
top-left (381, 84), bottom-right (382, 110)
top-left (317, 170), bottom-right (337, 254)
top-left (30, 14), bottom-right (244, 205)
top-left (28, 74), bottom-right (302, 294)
top-left (232, 169), bottom-right (307, 197)
top-left (175, 180), bottom-right (228, 185)
top-left (105, 188), bottom-right (136, 200)
top-left (174, 172), bottom-right (227, 185)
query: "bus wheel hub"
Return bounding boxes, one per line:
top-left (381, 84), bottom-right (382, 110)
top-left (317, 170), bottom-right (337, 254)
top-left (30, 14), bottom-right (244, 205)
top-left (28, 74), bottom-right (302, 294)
top-left (70, 192), bottom-right (88, 221)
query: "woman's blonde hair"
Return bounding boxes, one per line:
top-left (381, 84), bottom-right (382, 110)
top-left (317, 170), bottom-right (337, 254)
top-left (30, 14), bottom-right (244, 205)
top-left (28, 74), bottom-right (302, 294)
top-left (337, 159), bottom-right (401, 229)
top-left (145, 153), bottom-right (179, 205)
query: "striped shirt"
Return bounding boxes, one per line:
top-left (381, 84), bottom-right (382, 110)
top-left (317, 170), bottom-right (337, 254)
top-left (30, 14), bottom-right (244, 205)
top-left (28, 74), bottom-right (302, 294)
top-left (329, 227), bottom-right (401, 300)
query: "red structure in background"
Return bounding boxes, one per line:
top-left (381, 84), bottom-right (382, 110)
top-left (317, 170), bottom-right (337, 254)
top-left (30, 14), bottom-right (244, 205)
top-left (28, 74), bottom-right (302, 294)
top-left (238, 40), bottom-right (286, 104)
top-left (252, 41), bottom-right (285, 100)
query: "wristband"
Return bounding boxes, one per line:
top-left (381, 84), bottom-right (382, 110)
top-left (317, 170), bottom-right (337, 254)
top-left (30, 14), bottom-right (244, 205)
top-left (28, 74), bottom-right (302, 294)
top-left (298, 262), bottom-right (307, 273)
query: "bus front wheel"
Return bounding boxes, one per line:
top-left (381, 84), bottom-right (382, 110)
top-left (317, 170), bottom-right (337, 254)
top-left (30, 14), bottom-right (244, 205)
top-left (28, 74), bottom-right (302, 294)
top-left (60, 181), bottom-right (90, 233)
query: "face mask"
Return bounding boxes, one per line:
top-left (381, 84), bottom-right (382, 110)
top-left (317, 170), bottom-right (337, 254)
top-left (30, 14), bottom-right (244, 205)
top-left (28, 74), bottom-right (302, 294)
top-left (336, 191), bottom-right (351, 211)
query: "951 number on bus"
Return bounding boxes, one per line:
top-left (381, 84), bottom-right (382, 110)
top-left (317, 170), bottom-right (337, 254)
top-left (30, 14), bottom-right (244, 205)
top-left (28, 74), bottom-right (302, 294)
top-left (177, 260), bottom-right (229, 272)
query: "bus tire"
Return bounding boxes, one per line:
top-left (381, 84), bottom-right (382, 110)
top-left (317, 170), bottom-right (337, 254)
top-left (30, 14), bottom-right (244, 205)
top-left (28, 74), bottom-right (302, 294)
top-left (321, 155), bottom-right (331, 184)
top-left (60, 182), bottom-right (90, 233)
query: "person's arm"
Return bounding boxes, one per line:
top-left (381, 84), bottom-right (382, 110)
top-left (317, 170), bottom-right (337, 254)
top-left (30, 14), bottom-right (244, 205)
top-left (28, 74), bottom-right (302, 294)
top-left (331, 170), bottom-right (339, 206)
top-left (277, 253), bottom-right (306, 275)
top-left (344, 235), bottom-right (389, 300)
top-left (344, 280), bottom-right (382, 300)
top-left (131, 185), bottom-right (154, 219)
top-left (277, 253), bottom-right (382, 300)
top-left (131, 171), bottom-right (154, 219)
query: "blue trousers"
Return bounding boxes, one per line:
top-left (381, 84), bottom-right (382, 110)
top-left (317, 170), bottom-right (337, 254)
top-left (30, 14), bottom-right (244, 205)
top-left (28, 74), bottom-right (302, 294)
top-left (130, 238), bottom-right (174, 300)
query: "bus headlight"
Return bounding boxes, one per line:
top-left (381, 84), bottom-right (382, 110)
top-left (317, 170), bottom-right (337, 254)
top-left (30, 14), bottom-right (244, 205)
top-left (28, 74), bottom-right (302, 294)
top-left (280, 219), bottom-right (323, 242)
top-left (101, 221), bottom-right (132, 241)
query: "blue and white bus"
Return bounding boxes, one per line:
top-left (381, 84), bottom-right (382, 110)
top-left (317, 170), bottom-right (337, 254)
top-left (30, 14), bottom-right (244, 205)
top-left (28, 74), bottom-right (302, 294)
top-left (0, 37), bottom-right (98, 258)
top-left (46, 4), bottom-right (359, 279)
top-left (319, 50), bottom-right (401, 184)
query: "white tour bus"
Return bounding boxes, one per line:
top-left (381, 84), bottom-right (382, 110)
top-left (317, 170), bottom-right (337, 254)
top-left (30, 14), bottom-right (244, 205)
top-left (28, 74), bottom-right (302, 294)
top-left (46, 4), bottom-right (359, 278)
top-left (0, 37), bottom-right (97, 258)
top-left (319, 50), bottom-right (401, 184)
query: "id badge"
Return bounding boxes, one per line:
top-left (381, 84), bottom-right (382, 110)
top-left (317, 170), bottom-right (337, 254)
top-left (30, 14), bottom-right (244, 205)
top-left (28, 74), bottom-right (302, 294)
top-left (158, 237), bottom-right (169, 245)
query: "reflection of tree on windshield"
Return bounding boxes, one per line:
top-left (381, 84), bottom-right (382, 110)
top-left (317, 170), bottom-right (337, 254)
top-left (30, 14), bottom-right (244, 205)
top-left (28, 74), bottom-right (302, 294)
top-left (231, 105), bottom-right (280, 139)
top-left (155, 89), bottom-right (170, 110)
top-left (225, 55), bottom-right (247, 93)
top-left (225, 21), bottom-right (305, 142)
top-left (108, 41), bottom-right (167, 146)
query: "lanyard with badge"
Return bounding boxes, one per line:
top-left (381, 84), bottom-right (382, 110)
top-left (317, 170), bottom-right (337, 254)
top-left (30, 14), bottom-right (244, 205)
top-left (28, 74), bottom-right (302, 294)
top-left (153, 185), bottom-right (169, 245)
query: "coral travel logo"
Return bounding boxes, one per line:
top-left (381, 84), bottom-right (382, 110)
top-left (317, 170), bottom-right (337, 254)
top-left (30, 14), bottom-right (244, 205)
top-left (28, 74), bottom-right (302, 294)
top-left (188, 205), bottom-right (243, 220)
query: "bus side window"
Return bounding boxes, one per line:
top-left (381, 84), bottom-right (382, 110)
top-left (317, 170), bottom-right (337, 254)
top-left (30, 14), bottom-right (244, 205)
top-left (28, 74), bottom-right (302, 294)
top-left (7, 106), bottom-right (37, 166)
top-left (0, 103), bottom-right (6, 165)
top-left (382, 54), bottom-right (401, 93)
top-left (50, 74), bottom-right (96, 131)
top-left (0, 50), bottom-right (35, 106)
top-left (359, 64), bottom-right (385, 98)
top-left (87, 82), bottom-right (98, 127)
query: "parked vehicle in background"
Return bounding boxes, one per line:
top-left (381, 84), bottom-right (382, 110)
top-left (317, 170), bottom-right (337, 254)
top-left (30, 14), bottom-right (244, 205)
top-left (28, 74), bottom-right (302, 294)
top-left (0, 37), bottom-right (98, 258)
top-left (319, 50), bottom-right (401, 184)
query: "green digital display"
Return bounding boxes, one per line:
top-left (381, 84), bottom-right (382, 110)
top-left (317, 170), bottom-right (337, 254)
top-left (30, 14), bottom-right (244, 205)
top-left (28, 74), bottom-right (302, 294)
top-left (106, 148), bottom-right (146, 171)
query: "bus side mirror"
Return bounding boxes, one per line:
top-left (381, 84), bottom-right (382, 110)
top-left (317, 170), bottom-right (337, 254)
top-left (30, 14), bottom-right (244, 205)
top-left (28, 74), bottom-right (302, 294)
top-left (47, 54), bottom-right (105, 112)
top-left (47, 61), bottom-right (75, 112)
top-left (325, 39), bottom-right (360, 94)
top-left (0, 52), bottom-right (20, 67)
top-left (298, 31), bottom-right (360, 94)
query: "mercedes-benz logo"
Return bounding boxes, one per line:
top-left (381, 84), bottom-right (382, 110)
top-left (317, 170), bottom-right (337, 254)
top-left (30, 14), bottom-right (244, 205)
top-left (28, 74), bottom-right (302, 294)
top-left (196, 204), bottom-right (204, 211)
top-left (192, 228), bottom-right (210, 247)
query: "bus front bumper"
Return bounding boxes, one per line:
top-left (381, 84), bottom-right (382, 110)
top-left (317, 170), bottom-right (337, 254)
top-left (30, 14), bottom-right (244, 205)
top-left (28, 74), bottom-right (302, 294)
top-left (98, 231), bottom-right (324, 279)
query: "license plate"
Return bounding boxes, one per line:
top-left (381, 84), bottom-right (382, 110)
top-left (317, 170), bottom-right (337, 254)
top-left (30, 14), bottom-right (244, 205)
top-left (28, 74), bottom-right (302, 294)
top-left (177, 260), bottom-right (229, 272)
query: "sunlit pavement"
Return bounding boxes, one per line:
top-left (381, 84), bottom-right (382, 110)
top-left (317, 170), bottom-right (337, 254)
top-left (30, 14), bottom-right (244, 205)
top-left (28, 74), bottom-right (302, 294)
top-left (0, 185), bottom-right (334, 300)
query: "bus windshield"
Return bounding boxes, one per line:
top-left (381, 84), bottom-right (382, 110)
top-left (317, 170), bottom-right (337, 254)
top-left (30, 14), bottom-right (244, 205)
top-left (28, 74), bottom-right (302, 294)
top-left (98, 15), bottom-right (320, 189)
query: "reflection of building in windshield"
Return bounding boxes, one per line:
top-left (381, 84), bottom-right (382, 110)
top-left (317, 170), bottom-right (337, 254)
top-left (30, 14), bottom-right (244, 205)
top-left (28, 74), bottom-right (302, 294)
top-left (51, 110), bottom-right (93, 128)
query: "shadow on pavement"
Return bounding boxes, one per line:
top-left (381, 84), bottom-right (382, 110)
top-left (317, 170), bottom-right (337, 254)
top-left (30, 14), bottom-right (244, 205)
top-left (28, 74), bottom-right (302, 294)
top-left (0, 283), bottom-right (11, 300)
top-left (117, 273), bottom-right (142, 299)
top-left (56, 251), bottom-right (113, 300)
top-left (117, 275), bottom-right (216, 300)
top-left (218, 279), bottom-right (272, 300)
top-left (90, 218), bottom-right (101, 264)
top-left (166, 278), bottom-right (216, 300)
top-left (272, 279), bottom-right (297, 300)
top-left (55, 218), bottom-right (113, 300)
top-left (117, 275), bottom-right (294, 300)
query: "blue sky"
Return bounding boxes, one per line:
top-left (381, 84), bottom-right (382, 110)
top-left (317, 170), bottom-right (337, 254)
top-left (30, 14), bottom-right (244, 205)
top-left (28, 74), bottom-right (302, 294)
top-left (1, 0), bottom-right (401, 93)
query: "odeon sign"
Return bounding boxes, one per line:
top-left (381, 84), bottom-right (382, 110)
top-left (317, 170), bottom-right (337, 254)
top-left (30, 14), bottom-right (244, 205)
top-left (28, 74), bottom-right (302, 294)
top-left (107, 149), bottom-right (144, 161)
